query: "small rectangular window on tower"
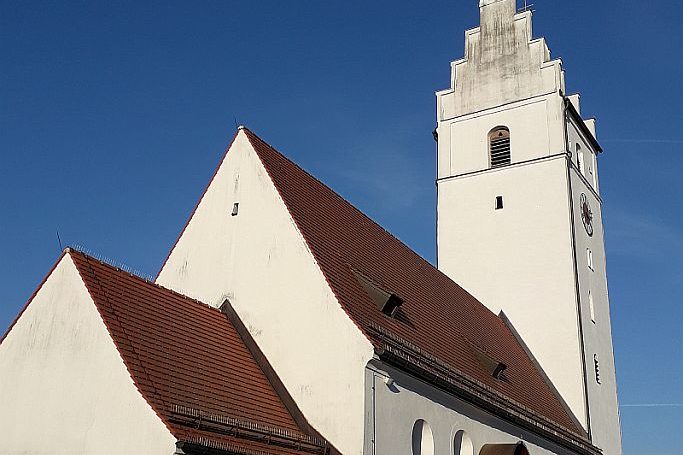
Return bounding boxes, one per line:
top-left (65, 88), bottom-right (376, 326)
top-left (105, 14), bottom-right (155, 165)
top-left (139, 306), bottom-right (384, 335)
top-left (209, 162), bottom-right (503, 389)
top-left (594, 354), bottom-right (601, 384)
top-left (589, 291), bottom-right (596, 323)
top-left (231, 203), bottom-right (239, 216)
top-left (587, 249), bottom-right (594, 270)
top-left (576, 144), bottom-right (585, 175)
top-left (495, 196), bottom-right (504, 210)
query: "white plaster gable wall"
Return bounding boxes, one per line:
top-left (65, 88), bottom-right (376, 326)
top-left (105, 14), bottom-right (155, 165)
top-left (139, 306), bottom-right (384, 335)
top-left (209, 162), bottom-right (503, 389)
top-left (437, 156), bottom-right (587, 427)
top-left (366, 362), bottom-right (578, 455)
top-left (156, 130), bottom-right (376, 455)
top-left (0, 254), bottom-right (175, 455)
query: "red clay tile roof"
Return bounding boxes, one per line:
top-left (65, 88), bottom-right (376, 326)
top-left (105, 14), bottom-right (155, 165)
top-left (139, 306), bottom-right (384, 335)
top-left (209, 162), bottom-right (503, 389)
top-left (69, 250), bottom-right (330, 455)
top-left (241, 128), bottom-right (586, 440)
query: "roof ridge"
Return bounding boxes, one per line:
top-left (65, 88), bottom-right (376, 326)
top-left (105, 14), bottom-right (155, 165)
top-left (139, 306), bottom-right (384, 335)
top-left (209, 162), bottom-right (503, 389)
top-left (69, 251), bottom-right (176, 433)
top-left (68, 247), bottom-right (220, 313)
top-left (241, 128), bottom-right (378, 344)
top-left (241, 128), bottom-right (505, 322)
top-left (241, 129), bottom-right (434, 263)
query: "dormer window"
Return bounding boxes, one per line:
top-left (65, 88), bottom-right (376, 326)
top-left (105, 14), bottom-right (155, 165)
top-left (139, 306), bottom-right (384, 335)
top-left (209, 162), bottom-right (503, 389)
top-left (473, 346), bottom-right (508, 381)
top-left (354, 271), bottom-right (403, 317)
top-left (489, 127), bottom-right (511, 168)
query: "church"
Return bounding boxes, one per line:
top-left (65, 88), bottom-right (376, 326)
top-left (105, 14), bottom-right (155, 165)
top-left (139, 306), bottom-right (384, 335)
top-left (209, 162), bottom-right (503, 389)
top-left (0, 1), bottom-right (622, 454)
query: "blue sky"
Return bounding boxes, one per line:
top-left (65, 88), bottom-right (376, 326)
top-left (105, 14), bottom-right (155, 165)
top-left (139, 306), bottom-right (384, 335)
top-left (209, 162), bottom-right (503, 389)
top-left (1, 1), bottom-right (681, 452)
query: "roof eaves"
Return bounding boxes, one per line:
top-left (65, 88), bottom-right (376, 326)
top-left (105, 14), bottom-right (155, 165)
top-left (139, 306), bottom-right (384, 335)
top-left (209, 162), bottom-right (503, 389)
top-left (369, 323), bottom-right (600, 455)
top-left (171, 404), bottom-right (329, 455)
top-left (499, 311), bottom-right (587, 436)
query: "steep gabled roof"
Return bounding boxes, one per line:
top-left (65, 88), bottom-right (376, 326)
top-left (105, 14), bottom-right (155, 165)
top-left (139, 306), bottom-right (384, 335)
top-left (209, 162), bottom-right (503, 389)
top-left (69, 250), bottom-right (331, 455)
top-left (240, 128), bottom-right (592, 447)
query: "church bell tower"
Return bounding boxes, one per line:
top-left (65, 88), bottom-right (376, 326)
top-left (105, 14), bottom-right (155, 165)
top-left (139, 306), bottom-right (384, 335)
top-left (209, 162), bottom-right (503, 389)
top-left (435, 1), bottom-right (622, 453)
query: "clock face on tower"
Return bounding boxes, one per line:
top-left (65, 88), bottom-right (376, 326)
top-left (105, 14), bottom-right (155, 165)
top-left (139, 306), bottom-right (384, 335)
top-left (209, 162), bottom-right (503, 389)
top-left (580, 193), bottom-right (594, 237)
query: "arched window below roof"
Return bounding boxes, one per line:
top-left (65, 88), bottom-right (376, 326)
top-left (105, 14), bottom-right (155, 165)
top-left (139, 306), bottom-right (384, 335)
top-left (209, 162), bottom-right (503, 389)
top-left (411, 419), bottom-right (434, 455)
top-left (454, 430), bottom-right (474, 455)
top-left (489, 127), bottom-right (511, 168)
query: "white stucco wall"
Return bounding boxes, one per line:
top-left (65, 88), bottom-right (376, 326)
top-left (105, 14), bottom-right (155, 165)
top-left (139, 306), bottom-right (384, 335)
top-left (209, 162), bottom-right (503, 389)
top-left (437, 156), bottom-right (587, 427)
top-left (435, 4), bottom-right (623, 452)
top-left (569, 168), bottom-right (622, 455)
top-left (156, 130), bottom-right (375, 455)
top-left (0, 254), bottom-right (175, 455)
top-left (567, 117), bottom-right (600, 193)
top-left (437, 94), bottom-right (564, 178)
top-left (365, 362), bottom-right (578, 455)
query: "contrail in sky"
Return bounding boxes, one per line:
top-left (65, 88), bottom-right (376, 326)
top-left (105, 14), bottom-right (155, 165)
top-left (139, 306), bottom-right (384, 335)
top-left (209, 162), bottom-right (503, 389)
top-left (620, 404), bottom-right (683, 408)
top-left (602, 139), bottom-right (683, 145)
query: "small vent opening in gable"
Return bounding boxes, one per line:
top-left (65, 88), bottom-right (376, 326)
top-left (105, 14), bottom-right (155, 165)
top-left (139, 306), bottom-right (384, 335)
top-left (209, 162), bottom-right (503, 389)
top-left (354, 271), bottom-right (403, 317)
top-left (473, 346), bottom-right (508, 381)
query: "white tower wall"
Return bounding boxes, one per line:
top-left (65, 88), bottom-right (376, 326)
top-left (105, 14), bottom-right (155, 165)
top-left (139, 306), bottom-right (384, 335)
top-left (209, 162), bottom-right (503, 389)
top-left (435, 1), bottom-right (621, 453)
top-left (438, 155), bottom-right (584, 419)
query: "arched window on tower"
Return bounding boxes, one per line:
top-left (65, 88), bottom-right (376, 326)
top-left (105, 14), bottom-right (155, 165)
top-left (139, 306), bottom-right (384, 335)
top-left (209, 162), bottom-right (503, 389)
top-left (594, 354), bottom-right (601, 384)
top-left (576, 143), bottom-right (585, 175)
top-left (590, 153), bottom-right (598, 188)
top-left (489, 127), bottom-right (511, 168)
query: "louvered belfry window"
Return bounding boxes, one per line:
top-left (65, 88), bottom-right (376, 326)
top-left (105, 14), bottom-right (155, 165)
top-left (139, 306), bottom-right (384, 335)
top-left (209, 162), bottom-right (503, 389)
top-left (489, 127), bottom-right (511, 168)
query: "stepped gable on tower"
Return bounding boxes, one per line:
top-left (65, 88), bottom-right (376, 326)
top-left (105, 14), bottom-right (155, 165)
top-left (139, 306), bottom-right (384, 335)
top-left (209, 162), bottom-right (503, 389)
top-left (437, 0), bottom-right (564, 120)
